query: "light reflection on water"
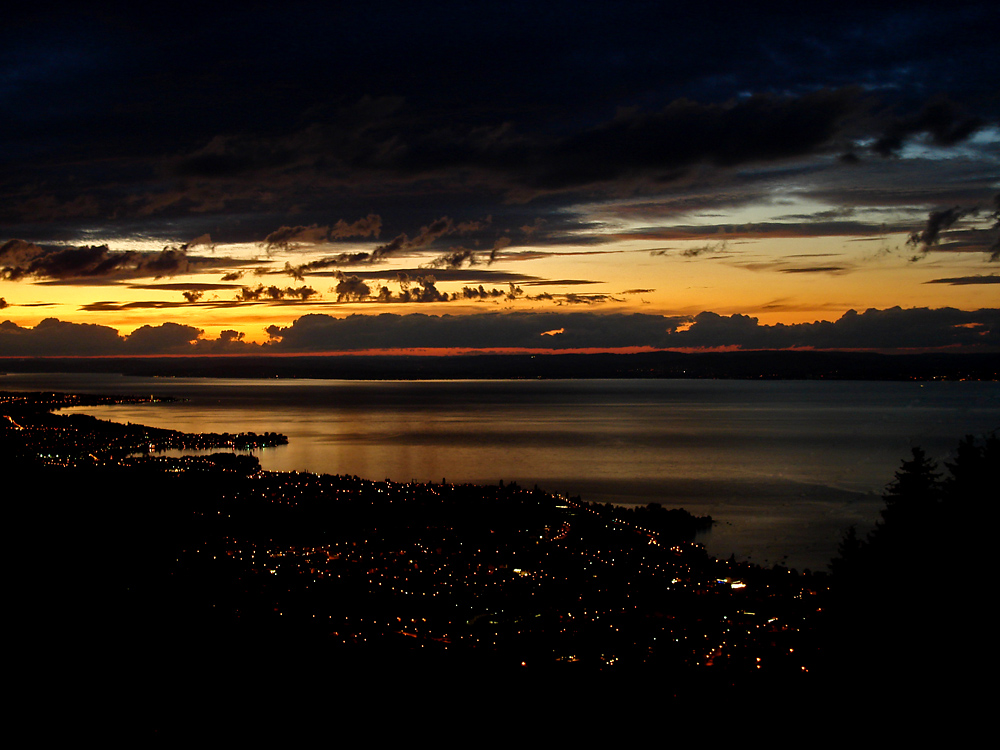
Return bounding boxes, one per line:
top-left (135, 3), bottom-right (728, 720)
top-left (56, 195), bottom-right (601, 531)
top-left (6, 373), bottom-right (998, 571)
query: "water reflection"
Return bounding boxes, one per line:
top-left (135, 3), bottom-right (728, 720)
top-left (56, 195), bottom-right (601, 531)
top-left (6, 372), bottom-right (997, 571)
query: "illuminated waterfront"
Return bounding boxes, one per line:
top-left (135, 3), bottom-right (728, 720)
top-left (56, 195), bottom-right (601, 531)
top-left (4, 372), bottom-right (998, 570)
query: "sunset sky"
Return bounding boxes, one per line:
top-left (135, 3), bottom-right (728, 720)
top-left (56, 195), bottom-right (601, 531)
top-left (2, 1), bottom-right (998, 356)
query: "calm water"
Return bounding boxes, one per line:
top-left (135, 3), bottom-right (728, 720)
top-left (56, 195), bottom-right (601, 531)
top-left (5, 372), bottom-right (998, 571)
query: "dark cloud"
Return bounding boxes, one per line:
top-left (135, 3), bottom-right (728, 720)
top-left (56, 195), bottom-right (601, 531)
top-left (124, 322), bottom-right (203, 354)
top-left (330, 215), bottom-right (382, 239)
top-left (778, 266), bottom-right (850, 274)
top-left (520, 218), bottom-right (546, 236)
top-left (264, 225), bottom-right (332, 250)
top-left (907, 206), bottom-right (977, 254)
top-left (426, 248), bottom-right (477, 270)
top-left (0, 298), bottom-right (7, 309)
top-left (392, 274), bottom-right (449, 303)
top-left (460, 285), bottom-right (506, 301)
top-left (323, 271), bottom-right (540, 306)
top-left (991, 193), bottom-right (1000, 262)
top-left (281, 217), bottom-right (462, 279)
top-left (0, 242), bottom-right (221, 281)
top-left (912, 227), bottom-right (1000, 256)
top-left (79, 300), bottom-right (201, 311)
top-left (425, 237), bottom-right (514, 269)
top-left (1, 244), bottom-right (127, 280)
top-left (263, 216), bottom-right (382, 249)
top-left (236, 285), bottom-right (318, 302)
top-left (258, 307), bottom-right (998, 352)
top-left (924, 275), bottom-right (1000, 285)
top-left (0, 318), bottom-right (124, 356)
top-left (872, 99), bottom-right (984, 157)
top-left (2, 3), bottom-right (997, 247)
top-left (522, 89), bottom-right (861, 191)
top-left (173, 133), bottom-right (296, 179)
top-left (356, 267), bottom-right (542, 285)
top-left (669, 307), bottom-right (999, 350)
top-left (263, 311), bottom-right (688, 351)
top-left (487, 237), bottom-right (512, 265)
top-left (0, 239), bottom-right (46, 267)
top-left (454, 218), bottom-right (491, 234)
top-left (182, 234), bottom-right (214, 251)
top-left (375, 217), bottom-right (454, 258)
top-left (281, 266), bottom-right (551, 303)
top-left (2, 4), bottom-right (998, 355)
top-left (368, 90), bottom-right (863, 198)
top-left (522, 279), bottom-right (600, 287)
top-left (0, 317), bottom-right (256, 356)
top-left (5, 307), bottom-right (998, 356)
top-left (142, 248), bottom-right (196, 277)
top-left (548, 293), bottom-right (623, 305)
top-left (333, 272), bottom-right (371, 302)
top-left (283, 253), bottom-right (374, 280)
top-left (128, 282), bottom-right (236, 291)
top-left (623, 221), bottom-right (909, 243)
top-left (681, 242), bottom-right (729, 258)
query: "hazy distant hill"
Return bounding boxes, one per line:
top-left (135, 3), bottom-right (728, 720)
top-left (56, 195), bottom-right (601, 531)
top-left (2, 350), bottom-right (997, 381)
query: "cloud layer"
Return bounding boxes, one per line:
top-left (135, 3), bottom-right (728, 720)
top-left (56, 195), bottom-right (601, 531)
top-left (1, 3), bottom-right (998, 350)
top-left (2, 307), bottom-right (996, 357)
top-left (3, 3), bottom-right (997, 245)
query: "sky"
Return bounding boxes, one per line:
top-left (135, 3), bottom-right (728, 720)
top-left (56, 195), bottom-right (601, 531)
top-left (1, 0), bottom-right (998, 357)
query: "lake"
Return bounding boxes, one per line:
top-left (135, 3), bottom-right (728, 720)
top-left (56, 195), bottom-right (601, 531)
top-left (4, 371), bottom-right (997, 572)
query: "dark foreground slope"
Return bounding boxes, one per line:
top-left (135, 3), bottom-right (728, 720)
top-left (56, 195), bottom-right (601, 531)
top-left (7, 391), bottom-right (984, 731)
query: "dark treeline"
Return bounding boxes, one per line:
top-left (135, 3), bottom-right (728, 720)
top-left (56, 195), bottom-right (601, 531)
top-left (822, 433), bottom-right (995, 693)
top-left (831, 435), bottom-right (996, 579)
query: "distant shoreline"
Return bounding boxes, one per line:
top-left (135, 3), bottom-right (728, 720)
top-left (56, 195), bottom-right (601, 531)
top-left (3, 349), bottom-right (997, 381)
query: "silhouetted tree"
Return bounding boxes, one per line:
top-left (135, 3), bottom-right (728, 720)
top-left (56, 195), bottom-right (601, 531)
top-left (881, 446), bottom-right (940, 513)
top-left (944, 432), bottom-right (997, 507)
top-left (828, 524), bottom-right (864, 581)
top-left (825, 436), bottom-right (992, 692)
top-left (866, 446), bottom-right (941, 565)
